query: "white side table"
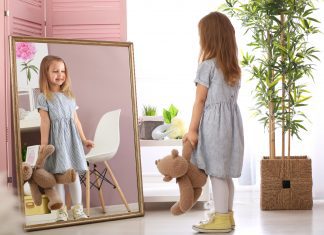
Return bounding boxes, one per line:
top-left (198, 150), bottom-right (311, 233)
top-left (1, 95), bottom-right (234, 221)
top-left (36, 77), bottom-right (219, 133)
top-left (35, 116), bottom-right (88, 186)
top-left (140, 139), bottom-right (210, 203)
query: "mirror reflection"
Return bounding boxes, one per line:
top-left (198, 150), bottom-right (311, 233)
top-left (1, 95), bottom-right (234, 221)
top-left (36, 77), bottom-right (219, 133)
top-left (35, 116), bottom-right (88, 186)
top-left (10, 37), bottom-right (144, 231)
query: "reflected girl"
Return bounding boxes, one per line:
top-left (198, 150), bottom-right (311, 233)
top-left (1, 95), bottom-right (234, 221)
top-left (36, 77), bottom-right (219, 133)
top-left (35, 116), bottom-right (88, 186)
top-left (36, 55), bottom-right (94, 221)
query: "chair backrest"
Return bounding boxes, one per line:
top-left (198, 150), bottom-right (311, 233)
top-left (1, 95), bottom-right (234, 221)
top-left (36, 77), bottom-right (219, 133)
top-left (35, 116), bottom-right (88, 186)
top-left (31, 88), bottom-right (41, 110)
top-left (86, 109), bottom-right (121, 162)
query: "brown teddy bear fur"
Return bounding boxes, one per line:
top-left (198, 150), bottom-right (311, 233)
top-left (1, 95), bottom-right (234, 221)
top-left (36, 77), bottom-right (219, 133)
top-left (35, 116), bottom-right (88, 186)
top-left (155, 139), bottom-right (207, 215)
top-left (21, 145), bottom-right (76, 210)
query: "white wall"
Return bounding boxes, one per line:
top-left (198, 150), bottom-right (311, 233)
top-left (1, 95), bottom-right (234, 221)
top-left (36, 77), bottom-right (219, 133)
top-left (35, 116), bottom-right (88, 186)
top-left (127, 0), bottom-right (221, 124)
top-left (127, 1), bottom-right (324, 199)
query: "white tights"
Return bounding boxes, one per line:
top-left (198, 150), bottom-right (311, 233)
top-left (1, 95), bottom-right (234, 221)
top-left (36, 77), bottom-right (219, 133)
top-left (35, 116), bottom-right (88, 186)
top-left (55, 172), bottom-right (82, 206)
top-left (210, 176), bottom-right (234, 213)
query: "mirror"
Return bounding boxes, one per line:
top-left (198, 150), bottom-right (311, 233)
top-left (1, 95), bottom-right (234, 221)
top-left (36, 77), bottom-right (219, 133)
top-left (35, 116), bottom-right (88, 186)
top-left (10, 36), bottom-right (144, 231)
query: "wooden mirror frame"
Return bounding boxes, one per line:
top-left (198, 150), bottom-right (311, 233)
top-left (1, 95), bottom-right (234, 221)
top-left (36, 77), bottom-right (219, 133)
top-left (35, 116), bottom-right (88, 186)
top-left (9, 36), bottom-right (144, 231)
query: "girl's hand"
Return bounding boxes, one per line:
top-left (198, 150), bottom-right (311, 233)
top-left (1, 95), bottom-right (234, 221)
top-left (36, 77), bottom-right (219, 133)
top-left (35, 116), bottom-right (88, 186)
top-left (183, 131), bottom-right (198, 149)
top-left (83, 139), bottom-right (94, 149)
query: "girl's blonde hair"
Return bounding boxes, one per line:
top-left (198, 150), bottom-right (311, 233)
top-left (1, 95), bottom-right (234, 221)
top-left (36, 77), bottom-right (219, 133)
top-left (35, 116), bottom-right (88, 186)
top-left (39, 55), bottom-right (74, 100)
top-left (199, 11), bottom-right (241, 86)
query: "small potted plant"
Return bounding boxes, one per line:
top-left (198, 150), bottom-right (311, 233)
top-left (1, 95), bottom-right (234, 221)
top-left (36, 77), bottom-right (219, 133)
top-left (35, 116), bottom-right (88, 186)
top-left (139, 105), bottom-right (164, 140)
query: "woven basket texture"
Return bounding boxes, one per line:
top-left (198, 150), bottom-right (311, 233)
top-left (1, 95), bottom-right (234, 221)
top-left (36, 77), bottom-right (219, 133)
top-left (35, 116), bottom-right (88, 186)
top-left (260, 156), bottom-right (312, 210)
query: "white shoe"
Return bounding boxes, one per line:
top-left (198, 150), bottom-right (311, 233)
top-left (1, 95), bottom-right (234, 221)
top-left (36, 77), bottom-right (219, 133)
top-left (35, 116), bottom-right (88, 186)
top-left (56, 206), bottom-right (68, 222)
top-left (72, 204), bottom-right (88, 220)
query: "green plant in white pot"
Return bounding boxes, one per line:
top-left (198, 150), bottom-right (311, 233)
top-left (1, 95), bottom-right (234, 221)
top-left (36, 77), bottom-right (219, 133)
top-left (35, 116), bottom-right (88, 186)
top-left (143, 105), bottom-right (157, 116)
top-left (222, 0), bottom-right (320, 210)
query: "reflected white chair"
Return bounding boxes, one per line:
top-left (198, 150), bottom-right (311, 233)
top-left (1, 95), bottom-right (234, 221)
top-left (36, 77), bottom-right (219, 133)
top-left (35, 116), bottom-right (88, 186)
top-left (83, 109), bottom-right (131, 216)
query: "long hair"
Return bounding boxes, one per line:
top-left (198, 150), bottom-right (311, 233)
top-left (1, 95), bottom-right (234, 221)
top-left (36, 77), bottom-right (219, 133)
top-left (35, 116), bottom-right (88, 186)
top-left (199, 11), bottom-right (241, 86)
top-left (39, 55), bottom-right (74, 100)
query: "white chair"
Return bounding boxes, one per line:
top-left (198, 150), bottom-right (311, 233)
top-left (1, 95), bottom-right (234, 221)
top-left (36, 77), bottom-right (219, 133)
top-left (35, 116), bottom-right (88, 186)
top-left (83, 109), bottom-right (131, 216)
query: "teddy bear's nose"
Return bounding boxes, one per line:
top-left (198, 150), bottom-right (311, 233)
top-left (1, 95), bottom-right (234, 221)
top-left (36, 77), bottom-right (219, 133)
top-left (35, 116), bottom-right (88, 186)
top-left (155, 160), bottom-right (160, 165)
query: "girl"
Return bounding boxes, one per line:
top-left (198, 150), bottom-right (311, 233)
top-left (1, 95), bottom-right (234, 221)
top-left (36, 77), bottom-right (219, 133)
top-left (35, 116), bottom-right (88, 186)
top-left (184, 12), bottom-right (244, 233)
top-left (37, 55), bottom-right (94, 221)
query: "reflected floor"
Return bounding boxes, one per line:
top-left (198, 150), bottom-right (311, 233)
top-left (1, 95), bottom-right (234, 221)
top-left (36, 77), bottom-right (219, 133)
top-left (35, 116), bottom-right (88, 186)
top-left (26, 203), bottom-right (139, 226)
top-left (27, 190), bottom-right (324, 235)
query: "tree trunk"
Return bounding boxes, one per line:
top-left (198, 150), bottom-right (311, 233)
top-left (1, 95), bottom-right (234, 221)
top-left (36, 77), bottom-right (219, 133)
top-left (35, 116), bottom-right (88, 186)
top-left (269, 101), bottom-right (276, 159)
top-left (267, 30), bottom-right (276, 159)
top-left (280, 13), bottom-right (286, 160)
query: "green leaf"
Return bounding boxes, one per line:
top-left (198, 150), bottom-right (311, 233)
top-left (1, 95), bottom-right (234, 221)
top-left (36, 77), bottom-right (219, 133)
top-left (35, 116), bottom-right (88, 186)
top-left (221, 0), bottom-right (320, 141)
top-left (163, 109), bottom-right (171, 124)
top-left (142, 105), bottom-right (157, 116)
top-left (268, 76), bottom-right (281, 89)
top-left (169, 104), bottom-right (178, 119)
top-left (27, 69), bottom-right (31, 81)
top-left (20, 67), bottom-right (27, 72)
top-left (296, 96), bottom-right (312, 104)
top-left (306, 17), bottom-right (320, 23)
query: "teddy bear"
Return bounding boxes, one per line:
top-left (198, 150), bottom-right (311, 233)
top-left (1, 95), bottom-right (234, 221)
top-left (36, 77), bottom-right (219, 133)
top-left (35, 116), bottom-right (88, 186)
top-left (21, 144), bottom-right (76, 210)
top-left (155, 139), bottom-right (207, 215)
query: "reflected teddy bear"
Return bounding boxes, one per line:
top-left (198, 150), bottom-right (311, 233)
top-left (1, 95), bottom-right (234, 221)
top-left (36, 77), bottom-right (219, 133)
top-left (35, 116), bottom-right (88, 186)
top-left (21, 144), bottom-right (76, 210)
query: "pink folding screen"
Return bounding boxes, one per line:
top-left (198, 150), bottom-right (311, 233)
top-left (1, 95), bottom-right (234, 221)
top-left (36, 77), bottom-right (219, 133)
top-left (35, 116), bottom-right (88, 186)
top-left (9, 0), bottom-right (45, 36)
top-left (46, 0), bottom-right (126, 41)
top-left (0, 0), bottom-right (45, 178)
top-left (1, 0), bottom-right (126, 179)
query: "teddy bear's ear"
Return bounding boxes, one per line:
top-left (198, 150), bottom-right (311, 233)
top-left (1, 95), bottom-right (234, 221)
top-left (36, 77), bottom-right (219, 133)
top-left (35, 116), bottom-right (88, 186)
top-left (171, 149), bottom-right (179, 159)
top-left (21, 162), bottom-right (33, 181)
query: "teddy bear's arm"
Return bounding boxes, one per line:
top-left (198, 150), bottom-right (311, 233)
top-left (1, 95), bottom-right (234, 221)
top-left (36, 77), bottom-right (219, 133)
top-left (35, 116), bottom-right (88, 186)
top-left (36, 145), bottom-right (55, 168)
top-left (182, 139), bottom-right (193, 162)
top-left (44, 188), bottom-right (63, 210)
top-left (55, 169), bottom-right (76, 184)
top-left (28, 179), bottom-right (43, 206)
top-left (193, 187), bottom-right (203, 204)
top-left (172, 176), bottom-right (194, 215)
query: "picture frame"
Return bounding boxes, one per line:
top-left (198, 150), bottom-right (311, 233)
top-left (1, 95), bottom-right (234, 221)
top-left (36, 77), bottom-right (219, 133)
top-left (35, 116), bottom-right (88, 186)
top-left (25, 145), bottom-right (39, 166)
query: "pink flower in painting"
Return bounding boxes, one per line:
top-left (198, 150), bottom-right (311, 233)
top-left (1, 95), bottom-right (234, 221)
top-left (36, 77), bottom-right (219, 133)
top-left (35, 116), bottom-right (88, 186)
top-left (16, 42), bottom-right (37, 62)
top-left (16, 42), bottom-right (38, 82)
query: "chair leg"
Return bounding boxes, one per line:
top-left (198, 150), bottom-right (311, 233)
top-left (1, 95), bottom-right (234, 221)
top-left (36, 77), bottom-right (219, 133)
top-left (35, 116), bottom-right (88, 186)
top-left (94, 171), bottom-right (106, 213)
top-left (104, 161), bottom-right (131, 212)
top-left (86, 170), bottom-right (90, 217)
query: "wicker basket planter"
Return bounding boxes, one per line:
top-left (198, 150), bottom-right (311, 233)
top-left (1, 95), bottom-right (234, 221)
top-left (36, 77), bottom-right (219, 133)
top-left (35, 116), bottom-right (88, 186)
top-left (260, 156), bottom-right (313, 210)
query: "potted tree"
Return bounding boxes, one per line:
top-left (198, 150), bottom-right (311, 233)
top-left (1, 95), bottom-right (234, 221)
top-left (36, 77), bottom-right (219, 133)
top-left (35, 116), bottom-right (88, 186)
top-left (222, 0), bottom-right (320, 210)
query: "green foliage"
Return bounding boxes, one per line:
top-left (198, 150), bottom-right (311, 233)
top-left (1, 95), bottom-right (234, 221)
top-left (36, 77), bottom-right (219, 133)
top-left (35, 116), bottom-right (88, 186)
top-left (163, 104), bottom-right (179, 124)
top-left (221, 0), bottom-right (320, 140)
top-left (142, 105), bottom-right (157, 116)
top-left (20, 60), bottom-right (39, 82)
top-left (22, 143), bottom-right (27, 162)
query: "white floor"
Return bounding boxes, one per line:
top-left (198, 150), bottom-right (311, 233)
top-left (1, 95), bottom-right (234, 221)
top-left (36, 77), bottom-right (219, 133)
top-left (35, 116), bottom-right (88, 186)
top-left (27, 189), bottom-right (324, 235)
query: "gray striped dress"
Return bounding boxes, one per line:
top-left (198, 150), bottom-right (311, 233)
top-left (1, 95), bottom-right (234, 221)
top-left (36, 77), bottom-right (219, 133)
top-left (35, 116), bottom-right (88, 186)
top-left (191, 59), bottom-right (244, 178)
top-left (37, 92), bottom-right (88, 174)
